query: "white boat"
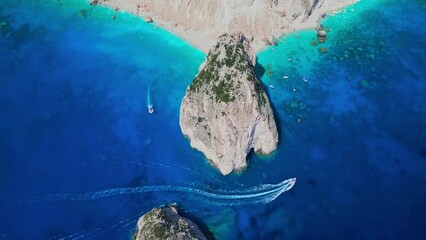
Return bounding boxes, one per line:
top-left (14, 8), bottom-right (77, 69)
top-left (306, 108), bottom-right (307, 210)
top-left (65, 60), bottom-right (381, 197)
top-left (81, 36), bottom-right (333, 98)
top-left (269, 84), bottom-right (275, 89)
top-left (148, 105), bottom-right (154, 114)
top-left (147, 86), bottom-right (154, 114)
top-left (283, 75), bottom-right (289, 79)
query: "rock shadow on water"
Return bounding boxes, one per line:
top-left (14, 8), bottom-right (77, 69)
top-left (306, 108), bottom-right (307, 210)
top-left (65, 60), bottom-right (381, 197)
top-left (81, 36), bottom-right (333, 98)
top-left (254, 61), bottom-right (283, 147)
top-left (254, 61), bottom-right (266, 79)
top-left (177, 208), bottom-right (216, 240)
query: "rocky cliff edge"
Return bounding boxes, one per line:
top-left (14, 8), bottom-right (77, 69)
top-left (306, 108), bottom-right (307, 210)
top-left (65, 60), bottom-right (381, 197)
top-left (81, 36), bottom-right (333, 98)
top-left (133, 205), bottom-right (207, 240)
top-left (179, 33), bottom-right (278, 175)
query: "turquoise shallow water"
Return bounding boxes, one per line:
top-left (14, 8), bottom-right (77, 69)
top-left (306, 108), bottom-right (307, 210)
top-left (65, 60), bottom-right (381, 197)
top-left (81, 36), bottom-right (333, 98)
top-left (0, 0), bottom-right (426, 239)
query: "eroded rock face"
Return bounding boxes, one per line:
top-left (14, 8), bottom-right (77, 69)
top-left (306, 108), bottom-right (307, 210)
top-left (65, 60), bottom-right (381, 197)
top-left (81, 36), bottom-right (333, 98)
top-left (179, 34), bottom-right (278, 175)
top-left (133, 206), bottom-right (207, 240)
top-left (94, 0), bottom-right (357, 52)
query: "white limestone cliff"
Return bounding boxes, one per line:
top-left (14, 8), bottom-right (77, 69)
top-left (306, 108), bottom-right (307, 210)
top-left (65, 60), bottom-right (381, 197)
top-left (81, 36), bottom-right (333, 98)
top-left (179, 34), bottom-right (278, 175)
top-left (93, 0), bottom-right (357, 52)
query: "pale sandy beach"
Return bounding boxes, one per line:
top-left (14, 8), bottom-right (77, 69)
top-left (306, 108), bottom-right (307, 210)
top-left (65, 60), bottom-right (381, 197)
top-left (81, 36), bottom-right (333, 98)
top-left (92, 0), bottom-right (358, 53)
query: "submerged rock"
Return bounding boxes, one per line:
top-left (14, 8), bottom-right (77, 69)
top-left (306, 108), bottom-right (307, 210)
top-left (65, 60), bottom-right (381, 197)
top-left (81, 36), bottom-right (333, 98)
top-left (180, 33), bottom-right (278, 175)
top-left (284, 100), bottom-right (309, 122)
top-left (0, 18), bottom-right (9, 35)
top-left (0, 20), bottom-right (7, 29)
top-left (79, 8), bottom-right (92, 18)
top-left (360, 79), bottom-right (369, 88)
top-left (318, 47), bottom-right (327, 54)
top-left (133, 205), bottom-right (207, 240)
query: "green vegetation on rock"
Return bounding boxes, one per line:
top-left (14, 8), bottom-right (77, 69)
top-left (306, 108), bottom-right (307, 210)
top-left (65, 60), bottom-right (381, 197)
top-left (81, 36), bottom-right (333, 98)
top-left (212, 80), bottom-right (236, 103)
top-left (197, 116), bottom-right (205, 123)
top-left (134, 206), bottom-right (207, 240)
top-left (187, 34), bottom-right (255, 104)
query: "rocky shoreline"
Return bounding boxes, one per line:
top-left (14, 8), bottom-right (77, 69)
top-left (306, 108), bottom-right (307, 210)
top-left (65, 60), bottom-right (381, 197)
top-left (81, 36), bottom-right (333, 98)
top-left (89, 0), bottom-right (358, 53)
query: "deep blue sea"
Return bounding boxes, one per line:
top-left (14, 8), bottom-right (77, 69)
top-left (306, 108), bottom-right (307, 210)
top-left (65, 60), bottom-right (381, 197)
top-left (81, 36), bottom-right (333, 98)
top-left (1, 0), bottom-right (425, 239)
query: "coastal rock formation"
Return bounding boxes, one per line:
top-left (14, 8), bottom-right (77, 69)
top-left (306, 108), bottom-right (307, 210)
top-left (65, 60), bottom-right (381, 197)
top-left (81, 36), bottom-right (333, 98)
top-left (316, 27), bottom-right (327, 42)
top-left (133, 205), bottom-right (207, 240)
top-left (144, 16), bottom-right (153, 23)
top-left (179, 34), bottom-right (278, 175)
top-left (94, 0), bottom-right (357, 52)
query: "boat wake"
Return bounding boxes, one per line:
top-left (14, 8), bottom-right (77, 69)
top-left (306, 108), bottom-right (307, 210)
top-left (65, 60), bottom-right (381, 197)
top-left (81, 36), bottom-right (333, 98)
top-left (146, 85), bottom-right (154, 113)
top-left (28, 178), bottom-right (296, 205)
